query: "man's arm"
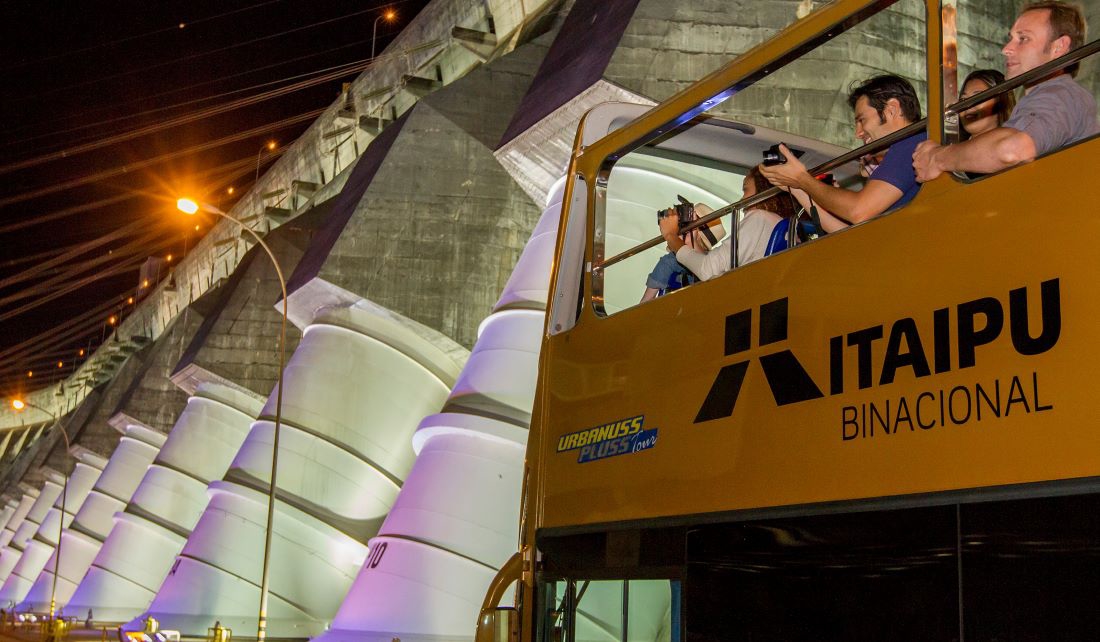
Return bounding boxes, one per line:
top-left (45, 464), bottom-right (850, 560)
top-left (912, 128), bottom-right (1037, 182)
top-left (787, 188), bottom-right (853, 233)
top-left (759, 145), bottom-right (902, 225)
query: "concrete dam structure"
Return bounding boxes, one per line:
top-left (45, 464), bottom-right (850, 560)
top-left (1, 0), bottom-right (1066, 639)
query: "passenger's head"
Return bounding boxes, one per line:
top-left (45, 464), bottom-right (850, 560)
top-left (744, 167), bottom-right (798, 218)
top-left (847, 75), bottom-right (922, 144)
top-left (959, 69), bottom-right (1017, 139)
top-left (1004, 1), bottom-right (1087, 78)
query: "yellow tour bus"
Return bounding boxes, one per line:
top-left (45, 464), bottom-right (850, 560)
top-left (478, 0), bottom-right (1100, 640)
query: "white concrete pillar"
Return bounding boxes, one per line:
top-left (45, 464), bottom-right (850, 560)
top-left (19, 425), bottom-right (166, 614)
top-left (0, 474), bottom-right (64, 587)
top-left (64, 385), bottom-right (263, 623)
top-left (0, 452), bottom-right (107, 606)
top-left (315, 181), bottom-right (566, 642)
top-left (132, 305), bottom-right (464, 637)
top-left (0, 500), bottom-right (17, 535)
top-left (0, 490), bottom-right (39, 550)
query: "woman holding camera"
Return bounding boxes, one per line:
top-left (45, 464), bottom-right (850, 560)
top-left (663, 167), bottom-right (795, 275)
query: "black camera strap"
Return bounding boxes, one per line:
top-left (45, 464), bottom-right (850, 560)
top-left (697, 220), bottom-right (719, 247)
top-left (729, 212), bottom-right (738, 272)
top-left (806, 195), bottom-right (826, 237)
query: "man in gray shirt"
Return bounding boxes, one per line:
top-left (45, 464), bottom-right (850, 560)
top-left (913, 1), bottom-right (1098, 180)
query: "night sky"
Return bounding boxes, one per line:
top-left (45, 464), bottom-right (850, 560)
top-left (0, 0), bottom-right (431, 398)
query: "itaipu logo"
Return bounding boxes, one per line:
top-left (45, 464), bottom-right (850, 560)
top-left (695, 279), bottom-right (1061, 435)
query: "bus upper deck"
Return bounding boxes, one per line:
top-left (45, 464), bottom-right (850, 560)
top-left (479, 0), bottom-right (1100, 640)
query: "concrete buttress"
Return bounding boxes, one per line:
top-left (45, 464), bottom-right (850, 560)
top-left (0, 451), bottom-right (107, 606)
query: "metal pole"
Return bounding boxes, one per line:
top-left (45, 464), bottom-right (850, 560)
top-left (372, 15), bottom-right (383, 61)
top-left (49, 476), bottom-right (67, 620)
top-left (197, 205), bottom-right (287, 642)
top-left (255, 146), bottom-right (265, 185)
top-left (19, 403), bottom-right (68, 620)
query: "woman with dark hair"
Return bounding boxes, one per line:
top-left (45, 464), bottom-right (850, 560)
top-left (959, 69), bottom-right (1017, 141)
top-left (742, 165), bottom-right (799, 219)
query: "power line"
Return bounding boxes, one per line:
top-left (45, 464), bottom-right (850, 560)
top-left (14, 2), bottom-right (415, 105)
top-left (0, 59), bottom-right (372, 175)
top-left (0, 218), bottom-right (148, 290)
top-left (0, 246), bottom-right (70, 270)
top-left (6, 1), bottom-right (285, 73)
top-left (0, 151), bottom-right (283, 235)
top-left (0, 109), bottom-right (321, 209)
top-left (0, 228), bottom-right (169, 308)
top-left (0, 296), bottom-right (124, 363)
top-left (0, 256), bottom-right (151, 324)
top-left (2, 43), bottom-right (381, 150)
top-left (0, 195), bottom-right (133, 236)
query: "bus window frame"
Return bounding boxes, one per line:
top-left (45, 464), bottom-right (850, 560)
top-left (583, 0), bottom-right (935, 319)
top-left (941, 34), bottom-right (1100, 185)
top-left (547, 174), bottom-right (590, 337)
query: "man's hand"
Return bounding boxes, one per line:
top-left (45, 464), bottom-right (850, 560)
top-left (758, 144), bottom-right (810, 189)
top-left (912, 139), bottom-right (946, 183)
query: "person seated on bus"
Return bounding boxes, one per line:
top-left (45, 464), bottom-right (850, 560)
top-left (913, 1), bottom-right (1098, 181)
top-left (640, 246), bottom-right (697, 303)
top-left (758, 75), bottom-right (927, 232)
top-left (639, 202), bottom-right (709, 302)
top-left (639, 168), bottom-right (795, 302)
top-left (663, 167), bottom-right (797, 280)
top-left (959, 69), bottom-right (1017, 141)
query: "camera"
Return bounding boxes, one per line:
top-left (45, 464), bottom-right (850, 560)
top-left (762, 143), bottom-right (805, 166)
top-left (657, 195), bottom-right (695, 233)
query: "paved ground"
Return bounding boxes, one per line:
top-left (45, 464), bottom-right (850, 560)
top-left (0, 623), bottom-right (107, 642)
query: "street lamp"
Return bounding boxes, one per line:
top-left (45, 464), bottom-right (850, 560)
top-left (10, 398), bottom-right (67, 621)
top-left (176, 198), bottom-right (287, 642)
top-left (256, 141), bottom-right (277, 184)
top-left (372, 9), bottom-right (397, 61)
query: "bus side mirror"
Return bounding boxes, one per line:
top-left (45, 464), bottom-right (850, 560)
top-left (476, 606), bottom-right (518, 642)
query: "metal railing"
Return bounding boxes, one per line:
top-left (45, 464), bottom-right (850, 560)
top-left (597, 38), bottom-right (1100, 275)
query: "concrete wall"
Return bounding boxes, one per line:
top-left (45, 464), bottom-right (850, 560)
top-left (603, 0), bottom-right (1017, 147)
top-left (295, 38), bottom-right (550, 348)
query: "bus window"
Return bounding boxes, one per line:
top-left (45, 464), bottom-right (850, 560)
top-left (539, 580), bottom-right (568, 642)
top-left (599, 149), bottom-right (746, 315)
top-left (594, 0), bottom-right (928, 316)
top-left (685, 505), bottom-right (959, 641)
top-left (542, 578), bottom-right (679, 642)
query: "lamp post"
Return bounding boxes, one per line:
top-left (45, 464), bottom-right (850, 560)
top-left (10, 399), bottom-right (66, 621)
top-left (176, 198), bottom-right (286, 642)
top-left (371, 9), bottom-right (397, 61)
top-left (255, 141), bottom-right (277, 185)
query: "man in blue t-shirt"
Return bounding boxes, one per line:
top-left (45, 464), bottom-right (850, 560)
top-left (759, 75), bottom-right (926, 233)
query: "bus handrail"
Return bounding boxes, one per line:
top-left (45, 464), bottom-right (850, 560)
top-left (946, 38), bottom-right (1100, 119)
top-left (595, 120), bottom-right (927, 272)
top-left (596, 37), bottom-right (1100, 274)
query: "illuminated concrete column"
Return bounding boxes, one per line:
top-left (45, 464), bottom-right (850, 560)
top-left (0, 500), bottom-right (17, 535)
top-left (0, 490), bottom-right (39, 550)
top-left (65, 385), bottom-right (263, 623)
top-left (0, 474), bottom-right (64, 587)
top-left (316, 180), bottom-right (566, 642)
top-left (134, 303), bottom-right (463, 638)
top-left (19, 424), bottom-right (167, 614)
top-left (0, 452), bottom-right (107, 606)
